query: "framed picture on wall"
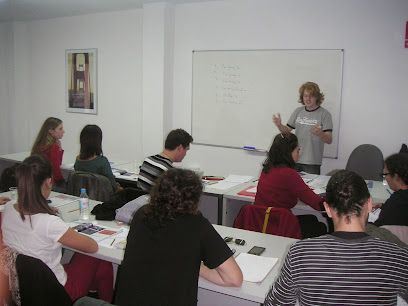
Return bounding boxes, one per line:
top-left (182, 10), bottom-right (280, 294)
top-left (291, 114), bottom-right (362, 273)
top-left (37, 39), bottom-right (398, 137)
top-left (66, 48), bottom-right (97, 114)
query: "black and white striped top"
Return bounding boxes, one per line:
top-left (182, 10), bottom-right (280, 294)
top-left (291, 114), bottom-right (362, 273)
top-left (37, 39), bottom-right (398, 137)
top-left (264, 232), bottom-right (408, 306)
top-left (137, 154), bottom-right (173, 192)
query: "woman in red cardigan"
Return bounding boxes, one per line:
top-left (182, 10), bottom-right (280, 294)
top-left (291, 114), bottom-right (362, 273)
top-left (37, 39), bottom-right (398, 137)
top-left (31, 117), bottom-right (65, 191)
top-left (255, 133), bottom-right (326, 238)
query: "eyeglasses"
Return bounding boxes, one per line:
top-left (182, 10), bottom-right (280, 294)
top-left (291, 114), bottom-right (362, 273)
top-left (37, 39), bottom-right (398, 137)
top-left (381, 172), bottom-right (390, 178)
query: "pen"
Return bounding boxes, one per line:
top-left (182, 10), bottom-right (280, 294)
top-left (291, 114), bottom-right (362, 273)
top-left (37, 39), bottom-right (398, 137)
top-left (243, 146), bottom-right (256, 150)
top-left (202, 176), bottom-right (224, 181)
top-left (110, 238), bottom-right (116, 246)
top-left (386, 188), bottom-right (392, 195)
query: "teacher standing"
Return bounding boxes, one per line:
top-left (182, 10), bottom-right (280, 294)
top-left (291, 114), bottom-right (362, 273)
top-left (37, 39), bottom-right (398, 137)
top-left (273, 82), bottom-right (333, 174)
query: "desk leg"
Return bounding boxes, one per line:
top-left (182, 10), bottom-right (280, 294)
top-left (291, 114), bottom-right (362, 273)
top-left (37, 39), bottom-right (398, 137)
top-left (217, 195), bottom-right (223, 225)
top-left (222, 198), bottom-right (251, 227)
top-left (200, 194), bottom-right (221, 225)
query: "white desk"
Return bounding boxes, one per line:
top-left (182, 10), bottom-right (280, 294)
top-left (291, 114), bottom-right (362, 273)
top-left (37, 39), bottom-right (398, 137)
top-left (109, 161), bottom-right (252, 225)
top-left (1, 190), bottom-right (295, 306)
top-left (221, 175), bottom-right (391, 227)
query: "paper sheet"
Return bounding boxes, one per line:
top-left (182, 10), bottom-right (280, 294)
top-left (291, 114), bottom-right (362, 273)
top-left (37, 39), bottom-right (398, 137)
top-left (48, 194), bottom-right (78, 208)
top-left (368, 208), bottom-right (381, 223)
top-left (209, 174), bottom-right (254, 190)
top-left (99, 228), bottom-right (129, 249)
top-left (209, 181), bottom-right (242, 190)
top-left (224, 175), bottom-right (254, 183)
top-left (246, 186), bottom-right (257, 193)
top-left (70, 221), bottom-right (126, 243)
top-left (235, 253), bottom-right (278, 283)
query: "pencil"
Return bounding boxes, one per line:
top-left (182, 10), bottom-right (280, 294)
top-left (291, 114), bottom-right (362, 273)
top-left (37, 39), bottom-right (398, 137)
top-left (67, 208), bottom-right (80, 213)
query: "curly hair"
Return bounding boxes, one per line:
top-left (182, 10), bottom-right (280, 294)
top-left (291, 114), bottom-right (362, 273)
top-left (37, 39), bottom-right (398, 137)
top-left (384, 153), bottom-right (408, 185)
top-left (298, 82), bottom-right (325, 106)
top-left (262, 133), bottom-right (298, 173)
top-left (144, 168), bottom-right (203, 228)
top-left (326, 170), bottom-right (370, 218)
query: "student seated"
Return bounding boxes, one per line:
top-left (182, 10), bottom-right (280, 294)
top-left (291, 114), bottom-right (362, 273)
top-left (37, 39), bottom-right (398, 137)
top-left (31, 117), bottom-right (66, 191)
top-left (374, 153), bottom-right (408, 226)
top-left (254, 132), bottom-right (326, 238)
top-left (115, 168), bottom-right (243, 306)
top-left (264, 170), bottom-right (408, 306)
top-left (1, 155), bottom-right (114, 302)
top-left (74, 125), bottom-right (121, 192)
top-left (136, 128), bottom-right (193, 192)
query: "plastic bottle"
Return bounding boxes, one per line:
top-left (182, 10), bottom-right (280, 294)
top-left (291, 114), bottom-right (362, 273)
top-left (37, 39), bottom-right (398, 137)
top-left (79, 188), bottom-right (90, 220)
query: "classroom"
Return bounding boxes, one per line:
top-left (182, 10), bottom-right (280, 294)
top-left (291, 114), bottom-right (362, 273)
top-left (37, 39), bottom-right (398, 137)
top-left (0, 0), bottom-right (407, 305)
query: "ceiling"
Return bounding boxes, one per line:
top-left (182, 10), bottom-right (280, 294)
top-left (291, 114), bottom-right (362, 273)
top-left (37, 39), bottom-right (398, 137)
top-left (0, 0), bottom-right (217, 22)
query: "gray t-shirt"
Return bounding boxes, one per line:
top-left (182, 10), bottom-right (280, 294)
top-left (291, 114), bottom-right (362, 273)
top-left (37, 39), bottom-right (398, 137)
top-left (287, 106), bottom-right (333, 165)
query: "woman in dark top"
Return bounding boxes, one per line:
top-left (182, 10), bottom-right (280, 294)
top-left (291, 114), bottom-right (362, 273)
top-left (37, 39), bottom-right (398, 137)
top-left (115, 168), bottom-right (242, 306)
top-left (375, 153), bottom-right (408, 226)
top-left (74, 125), bottom-right (120, 192)
top-left (255, 133), bottom-right (326, 238)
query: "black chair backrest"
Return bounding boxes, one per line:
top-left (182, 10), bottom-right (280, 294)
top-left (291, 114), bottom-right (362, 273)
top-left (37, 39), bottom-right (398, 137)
top-left (0, 163), bottom-right (18, 192)
top-left (346, 144), bottom-right (384, 181)
top-left (16, 254), bottom-right (72, 306)
top-left (67, 171), bottom-right (114, 202)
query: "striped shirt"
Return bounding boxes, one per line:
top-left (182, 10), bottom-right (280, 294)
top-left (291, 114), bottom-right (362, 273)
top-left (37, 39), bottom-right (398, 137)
top-left (137, 154), bottom-right (173, 192)
top-left (264, 232), bottom-right (408, 306)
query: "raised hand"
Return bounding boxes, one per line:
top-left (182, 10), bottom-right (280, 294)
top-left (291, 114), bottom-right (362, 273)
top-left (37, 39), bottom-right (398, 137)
top-left (311, 124), bottom-right (323, 136)
top-left (272, 113), bottom-right (282, 127)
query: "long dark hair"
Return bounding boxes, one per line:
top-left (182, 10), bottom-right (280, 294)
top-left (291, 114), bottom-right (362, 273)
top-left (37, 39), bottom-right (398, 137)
top-left (79, 125), bottom-right (103, 160)
top-left (262, 133), bottom-right (298, 173)
top-left (16, 155), bottom-right (56, 220)
top-left (31, 117), bottom-right (62, 154)
top-left (144, 168), bottom-right (203, 228)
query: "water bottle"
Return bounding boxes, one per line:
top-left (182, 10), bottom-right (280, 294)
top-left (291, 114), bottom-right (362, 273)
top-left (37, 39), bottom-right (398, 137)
top-left (79, 188), bottom-right (90, 220)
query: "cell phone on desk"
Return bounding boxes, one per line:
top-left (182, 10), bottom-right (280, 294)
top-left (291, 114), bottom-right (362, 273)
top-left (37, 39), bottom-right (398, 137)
top-left (247, 246), bottom-right (265, 256)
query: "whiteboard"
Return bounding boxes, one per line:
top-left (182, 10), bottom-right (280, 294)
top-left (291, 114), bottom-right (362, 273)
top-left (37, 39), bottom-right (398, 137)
top-left (191, 49), bottom-right (343, 158)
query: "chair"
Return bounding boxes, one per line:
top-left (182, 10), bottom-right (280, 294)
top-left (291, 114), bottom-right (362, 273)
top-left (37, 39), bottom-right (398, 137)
top-left (346, 144), bottom-right (384, 181)
top-left (67, 171), bottom-right (114, 202)
top-left (0, 247), bottom-right (72, 306)
top-left (233, 205), bottom-right (302, 239)
top-left (16, 254), bottom-right (72, 306)
top-left (0, 163), bottom-right (18, 192)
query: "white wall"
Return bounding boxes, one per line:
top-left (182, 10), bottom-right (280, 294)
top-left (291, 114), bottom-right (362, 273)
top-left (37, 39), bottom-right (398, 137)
top-left (172, 0), bottom-right (408, 176)
top-left (0, 22), bottom-right (14, 154)
top-left (9, 9), bottom-right (144, 162)
top-left (3, 0), bottom-right (408, 177)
